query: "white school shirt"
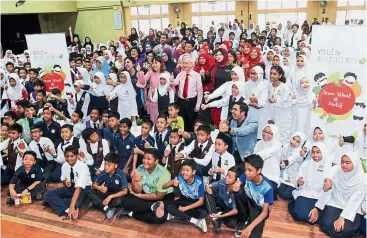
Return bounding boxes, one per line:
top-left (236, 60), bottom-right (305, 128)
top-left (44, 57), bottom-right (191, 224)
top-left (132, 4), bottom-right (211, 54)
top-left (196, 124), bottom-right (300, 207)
top-left (280, 144), bottom-right (305, 188)
top-left (211, 151), bottom-right (236, 180)
top-left (56, 137), bottom-right (79, 164)
top-left (79, 138), bottom-right (110, 170)
top-left (0, 138), bottom-right (29, 170)
top-left (29, 137), bottom-right (56, 162)
top-left (60, 160), bottom-right (92, 189)
top-left (71, 91), bottom-right (90, 120)
top-left (65, 118), bottom-right (85, 139)
top-left (180, 140), bottom-right (215, 167)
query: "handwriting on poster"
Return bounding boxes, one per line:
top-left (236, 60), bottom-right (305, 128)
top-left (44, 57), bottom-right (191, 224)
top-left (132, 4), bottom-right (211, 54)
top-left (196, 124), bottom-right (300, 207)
top-left (32, 50), bottom-right (60, 61)
top-left (316, 49), bottom-right (359, 64)
top-left (319, 83), bottom-right (355, 115)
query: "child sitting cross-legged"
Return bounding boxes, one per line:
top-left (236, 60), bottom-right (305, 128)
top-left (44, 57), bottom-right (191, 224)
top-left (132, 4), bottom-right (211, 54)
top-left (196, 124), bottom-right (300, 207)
top-left (163, 160), bottom-right (208, 232)
top-left (87, 153), bottom-right (128, 220)
top-left (7, 151), bottom-right (46, 205)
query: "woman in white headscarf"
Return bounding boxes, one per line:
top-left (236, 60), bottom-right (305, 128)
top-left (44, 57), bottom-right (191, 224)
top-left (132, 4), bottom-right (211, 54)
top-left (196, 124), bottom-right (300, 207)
top-left (288, 142), bottom-right (333, 224)
top-left (315, 151), bottom-right (366, 237)
top-left (282, 47), bottom-right (297, 70)
top-left (106, 73), bottom-right (119, 112)
top-left (204, 66), bottom-right (246, 121)
top-left (300, 47), bottom-right (310, 58)
top-left (230, 23), bottom-right (242, 40)
top-left (114, 41), bottom-right (127, 59)
top-left (89, 72), bottom-right (109, 113)
top-left (253, 124), bottom-right (282, 200)
top-left (244, 65), bottom-right (268, 139)
top-left (2, 73), bottom-right (28, 111)
top-left (85, 45), bottom-right (92, 57)
top-left (288, 55), bottom-right (308, 92)
top-left (108, 71), bottom-right (138, 120)
top-left (263, 49), bottom-right (275, 82)
top-left (103, 50), bottom-right (114, 67)
top-left (278, 131), bottom-right (307, 200)
top-left (76, 67), bottom-right (92, 85)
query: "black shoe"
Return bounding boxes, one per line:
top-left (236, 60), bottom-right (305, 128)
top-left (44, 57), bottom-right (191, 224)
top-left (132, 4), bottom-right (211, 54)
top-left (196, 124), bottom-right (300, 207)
top-left (116, 207), bottom-right (131, 219)
top-left (35, 193), bottom-right (44, 201)
top-left (6, 198), bottom-right (15, 205)
top-left (235, 221), bottom-right (247, 238)
top-left (105, 207), bottom-right (116, 220)
top-left (212, 219), bottom-right (222, 233)
top-left (87, 202), bottom-right (94, 209)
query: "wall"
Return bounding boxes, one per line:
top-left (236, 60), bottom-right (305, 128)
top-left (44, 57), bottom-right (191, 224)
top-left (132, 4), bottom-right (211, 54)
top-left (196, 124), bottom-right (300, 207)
top-left (38, 12), bottom-right (78, 34)
top-left (1, 0), bottom-right (77, 14)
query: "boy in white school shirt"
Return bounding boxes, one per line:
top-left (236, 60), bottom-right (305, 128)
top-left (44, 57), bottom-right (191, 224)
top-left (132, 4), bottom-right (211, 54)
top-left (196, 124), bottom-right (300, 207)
top-left (64, 110), bottom-right (85, 139)
top-left (56, 124), bottom-right (80, 166)
top-left (44, 145), bottom-right (92, 219)
top-left (28, 124), bottom-right (59, 182)
top-left (209, 133), bottom-right (235, 182)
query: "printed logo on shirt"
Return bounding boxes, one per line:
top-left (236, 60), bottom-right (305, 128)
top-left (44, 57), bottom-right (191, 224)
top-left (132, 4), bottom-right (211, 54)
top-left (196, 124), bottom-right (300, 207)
top-left (51, 129), bottom-right (56, 134)
top-left (224, 160), bottom-right (228, 166)
top-left (31, 174), bottom-right (35, 178)
top-left (115, 179), bottom-right (119, 184)
top-left (126, 145), bottom-right (130, 149)
top-left (164, 141), bottom-right (168, 146)
top-left (75, 172), bottom-right (79, 177)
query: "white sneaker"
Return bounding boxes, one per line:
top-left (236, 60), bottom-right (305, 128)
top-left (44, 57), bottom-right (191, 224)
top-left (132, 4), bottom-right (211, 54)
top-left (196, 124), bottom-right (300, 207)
top-left (196, 218), bottom-right (208, 233)
top-left (167, 213), bottom-right (175, 221)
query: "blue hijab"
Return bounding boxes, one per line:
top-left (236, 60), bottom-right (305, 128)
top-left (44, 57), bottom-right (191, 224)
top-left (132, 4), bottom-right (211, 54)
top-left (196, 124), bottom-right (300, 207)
top-left (96, 56), bottom-right (110, 77)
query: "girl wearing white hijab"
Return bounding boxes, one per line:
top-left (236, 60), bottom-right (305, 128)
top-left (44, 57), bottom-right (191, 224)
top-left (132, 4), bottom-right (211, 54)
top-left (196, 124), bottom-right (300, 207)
top-left (89, 72), bottom-right (109, 113)
top-left (108, 71), bottom-right (138, 120)
top-left (106, 73), bottom-right (119, 112)
top-left (291, 77), bottom-right (314, 135)
top-left (282, 47), bottom-right (297, 70)
top-left (278, 131), bottom-right (307, 200)
top-left (76, 67), bottom-right (92, 85)
top-left (263, 50), bottom-right (275, 81)
top-left (150, 72), bottom-right (175, 115)
top-left (253, 124), bottom-right (282, 200)
top-left (103, 50), bottom-right (114, 67)
top-left (70, 80), bottom-right (90, 120)
top-left (315, 151), bottom-right (366, 237)
top-left (289, 55), bottom-right (308, 92)
top-left (2, 73), bottom-right (28, 111)
top-left (244, 66), bottom-right (268, 139)
top-left (204, 66), bottom-right (246, 120)
top-left (300, 47), bottom-right (310, 58)
top-left (288, 142), bottom-right (333, 224)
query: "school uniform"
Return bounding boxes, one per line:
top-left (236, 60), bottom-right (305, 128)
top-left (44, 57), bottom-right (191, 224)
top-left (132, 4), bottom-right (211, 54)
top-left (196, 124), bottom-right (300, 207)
top-left (72, 90), bottom-right (90, 121)
top-left (180, 138), bottom-right (215, 176)
top-left (167, 174), bottom-right (207, 221)
top-left (79, 138), bottom-right (110, 180)
top-left (55, 137), bottom-right (80, 180)
top-left (151, 86), bottom-right (175, 115)
top-left (29, 137), bottom-right (59, 182)
top-left (54, 100), bottom-right (70, 118)
top-left (154, 129), bottom-right (171, 159)
top-left (37, 121), bottom-right (62, 147)
top-left (120, 164), bottom-right (173, 224)
top-left (85, 119), bottom-right (103, 136)
top-left (17, 117), bottom-right (43, 144)
top-left (164, 142), bottom-right (185, 178)
top-left (8, 165), bottom-right (46, 200)
top-left (114, 133), bottom-right (135, 169)
top-left (235, 173), bottom-right (274, 237)
top-left (44, 160), bottom-right (92, 216)
top-left (64, 119), bottom-right (85, 139)
top-left (103, 127), bottom-right (120, 150)
top-left (134, 135), bottom-right (155, 168)
top-left (288, 142), bottom-right (332, 224)
top-left (206, 179), bottom-right (239, 228)
top-left (211, 151), bottom-right (236, 181)
top-left (88, 168), bottom-right (128, 209)
top-left (0, 138), bottom-right (29, 184)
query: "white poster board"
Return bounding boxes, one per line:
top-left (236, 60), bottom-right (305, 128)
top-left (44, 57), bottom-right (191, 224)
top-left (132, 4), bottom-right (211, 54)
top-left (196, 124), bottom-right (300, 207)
top-left (309, 26), bottom-right (366, 146)
top-left (26, 33), bottom-right (72, 92)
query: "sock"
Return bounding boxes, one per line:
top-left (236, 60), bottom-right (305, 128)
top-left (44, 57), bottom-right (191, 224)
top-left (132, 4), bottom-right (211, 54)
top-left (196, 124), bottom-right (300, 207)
top-left (103, 206), bottom-right (109, 212)
top-left (128, 211), bottom-right (133, 217)
top-left (190, 218), bottom-right (198, 225)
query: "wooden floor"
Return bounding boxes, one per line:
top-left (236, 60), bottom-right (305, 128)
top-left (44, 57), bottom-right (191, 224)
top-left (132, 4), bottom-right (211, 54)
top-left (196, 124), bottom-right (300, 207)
top-left (0, 184), bottom-right (344, 238)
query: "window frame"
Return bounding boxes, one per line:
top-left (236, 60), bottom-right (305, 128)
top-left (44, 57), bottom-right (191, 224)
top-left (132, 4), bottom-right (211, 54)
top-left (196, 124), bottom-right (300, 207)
top-left (257, 0), bottom-right (307, 10)
top-left (192, 1), bottom-right (236, 13)
top-left (130, 4), bottom-right (169, 16)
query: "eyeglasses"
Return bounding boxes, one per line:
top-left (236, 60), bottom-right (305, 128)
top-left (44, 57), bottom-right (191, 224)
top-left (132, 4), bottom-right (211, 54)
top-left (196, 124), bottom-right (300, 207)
top-left (262, 130), bottom-right (273, 136)
top-left (250, 72), bottom-right (257, 75)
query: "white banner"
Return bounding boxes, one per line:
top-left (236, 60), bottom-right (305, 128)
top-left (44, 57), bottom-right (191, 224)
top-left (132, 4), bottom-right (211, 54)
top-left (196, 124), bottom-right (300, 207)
top-left (309, 26), bottom-right (366, 141)
top-left (26, 33), bottom-right (72, 93)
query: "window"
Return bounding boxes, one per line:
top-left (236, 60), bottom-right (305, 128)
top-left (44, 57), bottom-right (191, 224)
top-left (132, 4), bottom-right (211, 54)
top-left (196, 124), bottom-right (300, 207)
top-left (132, 18), bottom-right (170, 33)
top-left (192, 15), bottom-right (235, 33)
top-left (130, 4), bottom-right (169, 16)
top-left (336, 10), bottom-right (366, 25)
top-left (192, 1), bottom-right (236, 13)
top-left (258, 0), bottom-right (307, 9)
top-left (257, 12), bottom-right (307, 31)
top-left (337, 0), bottom-right (365, 6)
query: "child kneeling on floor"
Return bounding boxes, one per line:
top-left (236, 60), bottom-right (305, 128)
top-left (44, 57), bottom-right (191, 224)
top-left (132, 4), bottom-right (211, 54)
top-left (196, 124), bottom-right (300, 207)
top-left (164, 160), bottom-right (208, 232)
top-left (87, 153), bottom-right (128, 219)
top-left (233, 154), bottom-right (274, 238)
top-left (7, 151), bottom-right (46, 205)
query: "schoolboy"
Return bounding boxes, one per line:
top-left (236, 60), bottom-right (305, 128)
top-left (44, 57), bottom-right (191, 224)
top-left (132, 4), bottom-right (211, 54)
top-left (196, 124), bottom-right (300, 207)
top-left (153, 114), bottom-right (171, 159)
top-left (206, 166), bottom-right (241, 233)
top-left (44, 145), bottom-right (92, 219)
top-left (115, 118), bottom-right (135, 172)
top-left (48, 88), bottom-right (69, 118)
top-left (16, 99), bottom-right (29, 120)
top-left (25, 68), bottom-right (39, 94)
top-left (103, 111), bottom-right (120, 149)
top-left (176, 125), bottom-right (214, 176)
top-left (7, 151), bottom-right (46, 205)
top-left (210, 133), bottom-right (236, 181)
top-left (33, 90), bottom-right (46, 114)
top-left (0, 124), bottom-right (29, 185)
top-left (2, 111), bottom-right (17, 126)
top-left (164, 160), bottom-right (208, 232)
top-left (80, 128), bottom-right (110, 180)
top-left (87, 153), bottom-right (128, 219)
top-left (162, 128), bottom-right (185, 178)
top-left (132, 118), bottom-right (155, 170)
top-left (117, 148), bottom-right (173, 224)
top-left (37, 107), bottom-right (62, 146)
top-left (28, 124), bottom-right (59, 182)
top-left (5, 62), bottom-right (15, 75)
top-left (30, 80), bottom-right (44, 103)
top-left (56, 124), bottom-right (80, 165)
top-left (86, 107), bottom-right (103, 135)
top-left (167, 103), bottom-right (184, 130)
top-left (17, 103), bottom-right (42, 144)
top-left (180, 118), bottom-right (205, 146)
top-left (233, 154), bottom-right (274, 238)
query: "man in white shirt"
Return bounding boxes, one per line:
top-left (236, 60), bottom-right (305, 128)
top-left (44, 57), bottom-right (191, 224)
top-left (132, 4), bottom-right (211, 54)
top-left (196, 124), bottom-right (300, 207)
top-left (153, 34), bottom-right (173, 57)
top-left (44, 145), bottom-right (92, 219)
top-left (288, 24), bottom-right (301, 49)
top-left (322, 17), bottom-right (332, 25)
